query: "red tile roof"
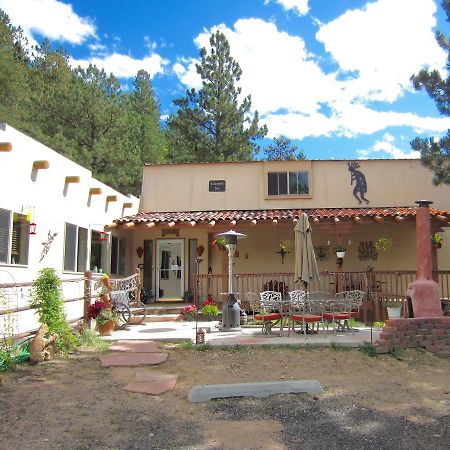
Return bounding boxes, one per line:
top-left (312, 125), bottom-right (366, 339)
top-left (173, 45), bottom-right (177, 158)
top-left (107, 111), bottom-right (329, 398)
top-left (115, 207), bottom-right (450, 226)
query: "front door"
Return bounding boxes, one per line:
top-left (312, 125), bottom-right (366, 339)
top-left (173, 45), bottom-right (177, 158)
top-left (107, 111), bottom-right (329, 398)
top-left (156, 239), bottom-right (184, 301)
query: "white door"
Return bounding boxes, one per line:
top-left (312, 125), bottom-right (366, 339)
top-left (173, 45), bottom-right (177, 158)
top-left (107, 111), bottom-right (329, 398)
top-left (156, 239), bottom-right (184, 301)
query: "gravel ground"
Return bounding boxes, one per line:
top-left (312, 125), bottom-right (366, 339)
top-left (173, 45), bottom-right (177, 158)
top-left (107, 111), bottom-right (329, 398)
top-left (0, 344), bottom-right (449, 449)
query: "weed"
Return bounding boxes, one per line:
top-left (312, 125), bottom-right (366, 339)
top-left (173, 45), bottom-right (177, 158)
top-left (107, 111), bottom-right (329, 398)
top-left (330, 342), bottom-right (351, 351)
top-left (373, 321), bottom-right (385, 328)
top-left (389, 346), bottom-right (404, 360)
top-left (76, 327), bottom-right (110, 351)
top-left (195, 343), bottom-right (212, 352)
top-left (178, 340), bottom-right (194, 349)
top-left (359, 342), bottom-right (378, 357)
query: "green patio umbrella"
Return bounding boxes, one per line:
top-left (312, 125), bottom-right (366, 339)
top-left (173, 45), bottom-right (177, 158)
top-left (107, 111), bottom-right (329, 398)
top-left (294, 212), bottom-right (320, 289)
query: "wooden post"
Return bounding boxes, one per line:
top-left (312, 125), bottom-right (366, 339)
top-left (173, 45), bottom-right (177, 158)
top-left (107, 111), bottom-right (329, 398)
top-left (84, 271), bottom-right (92, 326)
top-left (135, 267), bottom-right (141, 302)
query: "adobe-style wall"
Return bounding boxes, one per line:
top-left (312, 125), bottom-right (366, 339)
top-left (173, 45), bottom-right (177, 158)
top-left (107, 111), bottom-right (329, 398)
top-left (375, 317), bottom-right (450, 357)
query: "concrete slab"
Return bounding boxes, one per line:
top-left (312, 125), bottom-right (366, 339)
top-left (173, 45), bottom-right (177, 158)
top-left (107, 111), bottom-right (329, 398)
top-left (188, 380), bottom-right (324, 403)
top-left (109, 340), bottom-right (160, 353)
top-left (124, 379), bottom-right (177, 395)
top-left (100, 352), bottom-right (168, 367)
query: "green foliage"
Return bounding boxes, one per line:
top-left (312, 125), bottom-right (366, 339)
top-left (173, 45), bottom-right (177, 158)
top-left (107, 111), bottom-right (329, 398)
top-left (410, 1), bottom-right (450, 185)
top-left (0, 346), bottom-right (14, 371)
top-left (201, 304), bottom-right (220, 317)
top-left (359, 342), bottom-right (378, 358)
top-left (389, 346), bottom-right (404, 360)
top-left (30, 268), bottom-right (76, 352)
top-left (195, 343), bottom-right (212, 351)
top-left (265, 135), bottom-right (305, 160)
top-left (178, 340), bottom-right (194, 349)
top-left (431, 233), bottom-right (443, 245)
top-left (76, 327), bottom-right (110, 351)
top-left (374, 237), bottom-right (392, 252)
top-left (166, 31), bottom-right (267, 162)
top-left (330, 342), bottom-right (351, 351)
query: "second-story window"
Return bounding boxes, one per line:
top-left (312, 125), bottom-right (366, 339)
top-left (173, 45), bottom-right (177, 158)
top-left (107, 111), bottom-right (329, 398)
top-left (268, 171), bottom-right (309, 196)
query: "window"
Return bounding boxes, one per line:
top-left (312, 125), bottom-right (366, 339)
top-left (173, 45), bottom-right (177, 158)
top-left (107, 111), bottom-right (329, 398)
top-left (268, 171), bottom-right (309, 196)
top-left (110, 236), bottom-right (125, 275)
top-left (64, 223), bottom-right (88, 272)
top-left (0, 209), bottom-right (29, 265)
top-left (90, 230), bottom-right (108, 273)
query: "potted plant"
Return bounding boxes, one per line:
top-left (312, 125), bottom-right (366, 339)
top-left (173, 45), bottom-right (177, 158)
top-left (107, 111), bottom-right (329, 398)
top-left (182, 304), bottom-right (197, 321)
top-left (334, 245), bottom-right (346, 258)
top-left (211, 237), bottom-right (226, 250)
top-left (201, 298), bottom-right (220, 321)
top-left (431, 233), bottom-right (443, 249)
top-left (183, 290), bottom-right (194, 303)
top-left (88, 299), bottom-right (119, 336)
top-left (374, 237), bottom-right (392, 252)
top-left (383, 299), bottom-right (402, 319)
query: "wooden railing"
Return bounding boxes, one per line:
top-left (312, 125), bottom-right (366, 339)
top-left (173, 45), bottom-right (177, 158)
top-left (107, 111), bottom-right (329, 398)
top-left (193, 270), bottom-right (450, 323)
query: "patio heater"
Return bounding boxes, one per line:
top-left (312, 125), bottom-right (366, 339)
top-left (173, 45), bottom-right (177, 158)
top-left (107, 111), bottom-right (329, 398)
top-left (215, 230), bottom-right (247, 331)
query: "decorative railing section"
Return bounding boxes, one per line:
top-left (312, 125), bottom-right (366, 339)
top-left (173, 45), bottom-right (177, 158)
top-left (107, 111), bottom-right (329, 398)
top-left (193, 269), bottom-right (450, 322)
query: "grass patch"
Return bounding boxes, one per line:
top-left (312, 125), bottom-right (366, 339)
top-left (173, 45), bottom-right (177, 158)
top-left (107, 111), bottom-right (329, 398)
top-left (330, 342), bottom-right (351, 351)
top-left (178, 340), bottom-right (194, 349)
top-left (76, 327), bottom-right (110, 351)
top-left (195, 343), bottom-right (212, 351)
top-left (359, 342), bottom-right (378, 358)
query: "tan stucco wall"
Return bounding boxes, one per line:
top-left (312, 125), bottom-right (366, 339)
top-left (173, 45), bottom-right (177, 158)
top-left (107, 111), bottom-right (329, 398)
top-left (141, 159), bottom-right (450, 212)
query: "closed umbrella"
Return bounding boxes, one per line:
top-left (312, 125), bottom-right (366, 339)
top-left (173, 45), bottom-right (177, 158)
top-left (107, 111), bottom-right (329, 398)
top-left (294, 213), bottom-right (320, 289)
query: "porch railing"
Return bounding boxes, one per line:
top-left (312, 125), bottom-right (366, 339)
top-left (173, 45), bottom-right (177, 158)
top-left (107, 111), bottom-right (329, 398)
top-left (193, 270), bottom-right (450, 323)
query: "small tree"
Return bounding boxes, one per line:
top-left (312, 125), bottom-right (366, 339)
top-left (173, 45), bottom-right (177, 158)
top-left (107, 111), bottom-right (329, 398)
top-left (30, 268), bottom-right (76, 352)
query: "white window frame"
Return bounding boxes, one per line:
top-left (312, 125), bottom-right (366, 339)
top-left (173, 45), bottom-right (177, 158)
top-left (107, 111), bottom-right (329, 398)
top-left (0, 208), bottom-right (30, 266)
top-left (267, 171), bottom-right (310, 196)
top-left (63, 223), bottom-right (88, 273)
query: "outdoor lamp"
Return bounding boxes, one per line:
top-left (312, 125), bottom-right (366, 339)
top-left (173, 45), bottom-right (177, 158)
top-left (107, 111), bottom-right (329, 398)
top-left (215, 230), bottom-right (247, 331)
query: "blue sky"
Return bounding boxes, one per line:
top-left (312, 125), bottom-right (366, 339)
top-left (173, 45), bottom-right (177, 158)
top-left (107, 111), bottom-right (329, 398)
top-left (1, 0), bottom-right (450, 160)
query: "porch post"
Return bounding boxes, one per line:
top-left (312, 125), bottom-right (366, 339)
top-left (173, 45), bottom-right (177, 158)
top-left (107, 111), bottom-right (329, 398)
top-left (406, 200), bottom-right (442, 317)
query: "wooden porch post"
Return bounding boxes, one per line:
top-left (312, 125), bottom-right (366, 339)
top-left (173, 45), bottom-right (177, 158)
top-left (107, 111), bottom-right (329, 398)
top-left (84, 271), bottom-right (92, 326)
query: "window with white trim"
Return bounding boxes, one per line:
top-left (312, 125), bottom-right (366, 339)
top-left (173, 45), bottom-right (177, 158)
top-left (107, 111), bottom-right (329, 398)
top-left (268, 171), bottom-right (309, 196)
top-left (110, 236), bottom-right (125, 275)
top-left (63, 223), bottom-right (88, 272)
top-left (90, 230), bottom-right (107, 273)
top-left (0, 208), bottom-right (29, 265)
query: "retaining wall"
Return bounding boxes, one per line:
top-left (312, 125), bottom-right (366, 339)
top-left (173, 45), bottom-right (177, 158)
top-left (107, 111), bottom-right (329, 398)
top-left (375, 317), bottom-right (450, 357)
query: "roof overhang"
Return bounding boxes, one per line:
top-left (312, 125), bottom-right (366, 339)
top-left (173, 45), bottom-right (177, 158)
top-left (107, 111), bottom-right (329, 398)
top-left (107, 207), bottom-right (450, 231)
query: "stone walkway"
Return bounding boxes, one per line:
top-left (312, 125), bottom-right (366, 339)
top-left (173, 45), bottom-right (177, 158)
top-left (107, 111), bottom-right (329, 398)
top-left (99, 340), bottom-right (177, 395)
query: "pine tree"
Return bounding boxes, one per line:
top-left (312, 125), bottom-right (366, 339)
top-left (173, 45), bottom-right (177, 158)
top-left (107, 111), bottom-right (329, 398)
top-left (410, 0), bottom-right (450, 185)
top-left (166, 31), bottom-right (267, 162)
top-left (265, 135), bottom-right (306, 160)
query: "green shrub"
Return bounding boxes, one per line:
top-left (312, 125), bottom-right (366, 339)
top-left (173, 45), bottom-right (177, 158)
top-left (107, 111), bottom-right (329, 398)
top-left (359, 342), bottom-right (378, 358)
top-left (76, 327), bottom-right (110, 351)
top-left (30, 268), bottom-right (77, 352)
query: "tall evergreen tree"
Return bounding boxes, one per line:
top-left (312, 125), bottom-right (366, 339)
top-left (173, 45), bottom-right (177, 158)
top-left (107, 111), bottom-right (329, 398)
top-left (166, 31), bottom-right (267, 162)
top-left (265, 135), bottom-right (306, 160)
top-left (0, 10), bottom-right (29, 127)
top-left (410, 0), bottom-right (450, 185)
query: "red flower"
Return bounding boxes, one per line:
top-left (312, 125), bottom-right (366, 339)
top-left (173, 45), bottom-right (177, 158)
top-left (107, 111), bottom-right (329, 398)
top-left (87, 300), bottom-right (109, 320)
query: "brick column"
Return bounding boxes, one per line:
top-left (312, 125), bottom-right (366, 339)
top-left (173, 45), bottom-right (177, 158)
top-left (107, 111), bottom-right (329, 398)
top-left (405, 200), bottom-right (442, 317)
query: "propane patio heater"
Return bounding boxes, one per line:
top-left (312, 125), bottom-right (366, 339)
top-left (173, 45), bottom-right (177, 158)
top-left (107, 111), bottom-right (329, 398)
top-left (215, 230), bottom-right (247, 331)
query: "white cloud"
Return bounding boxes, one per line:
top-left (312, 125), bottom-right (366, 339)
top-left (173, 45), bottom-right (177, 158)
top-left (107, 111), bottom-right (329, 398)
top-left (70, 52), bottom-right (168, 78)
top-left (0, 0), bottom-right (96, 47)
top-left (267, 0), bottom-right (309, 16)
top-left (316, 0), bottom-right (446, 103)
top-left (357, 133), bottom-right (421, 159)
top-left (173, 1), bottom-right (448, 142)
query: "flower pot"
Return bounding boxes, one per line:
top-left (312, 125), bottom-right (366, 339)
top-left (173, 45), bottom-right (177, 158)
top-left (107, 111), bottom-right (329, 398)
top-left (432, 243), bottom-right (442, 249)
top-left (184, 314), bottom-right (195, 322)
top-left (336, 251), bottom-right (346, 258)
top-left (386, 305), bottom-right (401, 319)
top-left (98, 320), bottom-right (115, 336)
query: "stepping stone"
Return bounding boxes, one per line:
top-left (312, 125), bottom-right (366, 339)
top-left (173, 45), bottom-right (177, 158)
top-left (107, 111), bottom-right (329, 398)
top-left (124, 379), bottom-right (177, 395)
top-left (123, 369), bottom-right (178, 395)
top-left (100, 352), bottom-right (168, 367)
top-left (134, 369), bottom-right (178, 383)
top-left (188, 380), bottom-right (324, 403)
top-left (109, 340), bottom-right (160, 353)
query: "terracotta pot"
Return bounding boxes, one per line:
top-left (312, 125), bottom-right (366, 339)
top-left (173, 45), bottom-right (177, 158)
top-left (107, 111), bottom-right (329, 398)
top-left (98, 320), bottom-right (115, 336)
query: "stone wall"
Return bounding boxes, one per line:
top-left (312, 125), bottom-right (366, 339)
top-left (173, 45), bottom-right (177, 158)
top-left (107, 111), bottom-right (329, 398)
top-left (375, 318), bottom-right (450, 357)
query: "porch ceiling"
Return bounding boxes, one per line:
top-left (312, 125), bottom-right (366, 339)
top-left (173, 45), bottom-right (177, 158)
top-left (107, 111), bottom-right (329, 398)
top-left (109, 206), bottom-right (450, 231)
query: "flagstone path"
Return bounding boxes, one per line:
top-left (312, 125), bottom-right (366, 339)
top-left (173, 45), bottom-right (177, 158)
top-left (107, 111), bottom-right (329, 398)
top-left (99, 340), bottom-right (177, 395)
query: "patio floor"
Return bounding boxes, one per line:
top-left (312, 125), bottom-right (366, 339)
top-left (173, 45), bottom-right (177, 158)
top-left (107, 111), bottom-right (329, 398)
top-left (102, 319), bottom-right (381, 347)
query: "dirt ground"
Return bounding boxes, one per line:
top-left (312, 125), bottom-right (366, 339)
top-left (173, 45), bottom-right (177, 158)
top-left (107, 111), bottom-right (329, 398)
top-left (0, 344), bottom-right (449, 450)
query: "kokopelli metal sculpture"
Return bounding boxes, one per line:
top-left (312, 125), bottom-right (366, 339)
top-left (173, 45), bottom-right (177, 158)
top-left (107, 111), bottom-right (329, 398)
top-left (348, 162), bottom-right (369, 204)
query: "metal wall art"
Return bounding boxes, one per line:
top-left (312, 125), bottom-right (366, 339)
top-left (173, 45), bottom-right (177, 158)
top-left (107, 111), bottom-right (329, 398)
top-left (348, 162), bottom-right (369, 204)
top-left (40, 231), bottom-right (58, 262)
top-left (358, 241), bottom-right (378, 261)
top-left (314, 246), bottom-right (329, 261)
